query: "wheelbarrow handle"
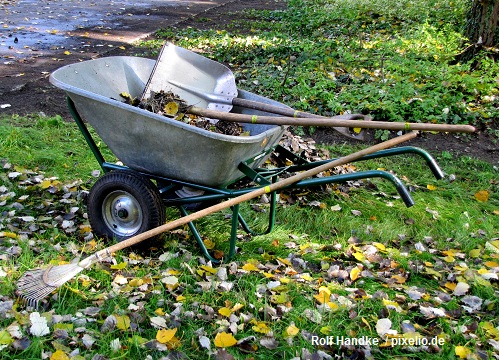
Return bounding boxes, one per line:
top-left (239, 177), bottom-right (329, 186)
top-left (80, 131), bottom-right (419, 263)
top-left (188, 106), bottom-right (476, 134)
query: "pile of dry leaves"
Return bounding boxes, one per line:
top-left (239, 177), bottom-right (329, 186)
top-left (121, 91), bottom-right (245, 136)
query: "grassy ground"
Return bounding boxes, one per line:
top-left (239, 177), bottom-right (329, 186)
top-left (1, 112), bottom-right (498, 359)
top-left (1, 0), bottom-right (499, 359)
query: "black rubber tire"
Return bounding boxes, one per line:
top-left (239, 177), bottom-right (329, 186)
top-left (87, 170), bottom-right (166, 248)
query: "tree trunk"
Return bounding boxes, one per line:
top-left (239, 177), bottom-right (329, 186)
top-left (454, 0), bottom-right (499, 63)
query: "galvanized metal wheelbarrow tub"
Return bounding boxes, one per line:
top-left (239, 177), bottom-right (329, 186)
top-left (50, 56), bottom-right (445, 262)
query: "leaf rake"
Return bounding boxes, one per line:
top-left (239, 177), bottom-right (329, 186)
top-left (16, 132), bottom-right (418, 306)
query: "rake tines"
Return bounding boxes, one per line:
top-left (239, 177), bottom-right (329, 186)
top-left (17, 263), bottom-right (86, 307)
top-left (17, 268), bottom-right (58, 307)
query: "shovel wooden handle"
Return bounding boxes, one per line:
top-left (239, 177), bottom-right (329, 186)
top-left (232, 98), bottom-right (368, 140)
top-left (188, 106), bottom-right (476, 134)
top-left (85, 131), bottom-right (418, 261)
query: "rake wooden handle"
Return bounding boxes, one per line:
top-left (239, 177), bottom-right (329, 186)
top-left (78, 131), bottom-right (418, 266)
top-left (188, 106), bottom-right (476, 134)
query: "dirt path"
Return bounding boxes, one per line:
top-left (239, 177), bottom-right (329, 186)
top-left (0, 0), bottom-right (236, 115)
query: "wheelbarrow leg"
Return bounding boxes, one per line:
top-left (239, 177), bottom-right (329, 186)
top-left (178, 206), bottom-right (221, 263)
top-left (236, 183), bottom-right (278, 236)
top-left (178, 204), bottom-right (242, 263)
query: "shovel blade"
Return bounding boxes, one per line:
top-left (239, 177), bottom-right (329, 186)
top-left (142, 43), bottom-right (238, 112)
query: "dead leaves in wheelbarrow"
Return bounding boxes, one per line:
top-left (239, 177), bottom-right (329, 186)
top-left (121, 90), bottom-right (246, 136)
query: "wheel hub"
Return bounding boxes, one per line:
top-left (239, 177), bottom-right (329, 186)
top-left (102, 190), bottom-right (143, 237)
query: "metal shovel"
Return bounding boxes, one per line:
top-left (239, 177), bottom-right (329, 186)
top-left (141, 42), bottom-right (367, 140)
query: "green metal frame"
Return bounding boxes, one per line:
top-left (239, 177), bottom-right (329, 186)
top-left (68, 96), bottom-right (445, 263)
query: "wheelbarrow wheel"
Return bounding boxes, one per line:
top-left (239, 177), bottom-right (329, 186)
top-left (87, 170), bottom-right (166, 249)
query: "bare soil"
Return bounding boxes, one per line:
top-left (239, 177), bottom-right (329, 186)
top-left (1, 0), bottom-right (497, 164)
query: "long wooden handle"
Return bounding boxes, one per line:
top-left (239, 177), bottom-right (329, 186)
top-left (189, 106), bottom-right (476, 134)
top-left (232, 98), bottom-right (368, 140)
top-left (88, 131), bottom-right (418, 259)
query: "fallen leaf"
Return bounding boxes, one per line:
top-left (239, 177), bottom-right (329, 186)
top-left (156, 328), bottom-right (177, 344)
top-left (0, 330), bottom-right (13, 345)
top-left (214, 332), bottom-right (237, 348)
top-left (252, 321), bottom-right (270, 334)
top-left (474, 190), bottom-right (489, 202)
top-left (110, 262), bottom-right (127, 270)
top-left (376, 318), bottom-right (397, 337)
top-left (455, 345), bottom-right (472, 359)
top-left (330, 204), bottom-right (342, 211)
top-left (29, 312), bottom-right (50, 337)
top-left (242, 263), bottom-right (260, 272)
top-left (50, 350), bottom-right (69, 360)
top-left (218, 307), bottom-right (232, 317)
top-left (286, 323), bottom-right (299, 337)
top-left (114, 315), bottom-right (130, 331)
top-left (350, 267), bottom-right (361, 281)
top-left (453, 282), bottom-right (470, 296)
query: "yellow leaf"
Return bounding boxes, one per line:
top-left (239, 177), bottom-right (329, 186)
top-left (326, 302), bottom-right (339, 310)
top-left (200, 265), bottom-right (217, 275)
top-left (391, 274), bottom-right (406, 284)
top-left (286, 323), bottom-right (299, 337)
top-left (64, 50), bottom-right (71, 55)
top-left (270, 293), bottom-right (289, 304)
top-left (114, 315), bottom-right (130, 331)
top-left (484, 261), bottom-right (499, 268)
top-left (156, 328), bottom-right (177, 344)
top-left (129, 278), bottom-right (144, 287)
top-left (203, 239), bottom-right (215, 250)
top-left (0, 330), bottom-right (13, 345)
top-left (214, 332), bottom-right (237, 348)
top-left (231, 303), bottom-right (244, 312)
top-left (277, 257), bottom-right (292, 266)
top-left (252, 321), bottom-right (270, 334)
top-left (373, 242), bottom-right (386, 251)
top-left (474, 190), bottom-right (489, 202)
top-left (164, 102), bottom-right (179, 116)
top-left (155, 308), bottom-right (165, 316)
top-left (53, 323), bottom-right (73, 332)
top-left (353, 252), bottom-right (365, 262)
top-left (314, 290), bottom-right (330, 304)
top-left (176, 295), bottom-right (186, 302)
top-left (455, 345), bottom-right (472, 359)
top-left (242, 263), bottom-right (260, 272)
top-left (493, 209), bottom-right (499, 215)
top-left (111, 262), bottom-right (127, 270)
top-left (469, 248), bottom-right (481, 258)
top-left (218, 307), bottom-right (232, 317)
top-left (50, 350), bottom-right (69, 360)
top-left (426, 184), bottom-right (437, 191)
top-left (320, 326), bottom-right (332, 335)
top-left (350, 267), bottom-right (361, 281)
top-left (301, 273), bottom-right (313, 281)
top-left (353, 127), bottom-right (362, 134)
top-left (40, 179), bottom-right (52, 189)
top-left (1, 231), bottom-right (17, 239)
top-left (445, 282), bottom-right (457, 290)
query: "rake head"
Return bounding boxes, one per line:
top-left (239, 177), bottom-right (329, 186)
top-left (17, 263), bottom-right (85, 307)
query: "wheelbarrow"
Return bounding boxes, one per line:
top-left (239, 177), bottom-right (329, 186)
top-left (49, 56), bottom-right (445, 263)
